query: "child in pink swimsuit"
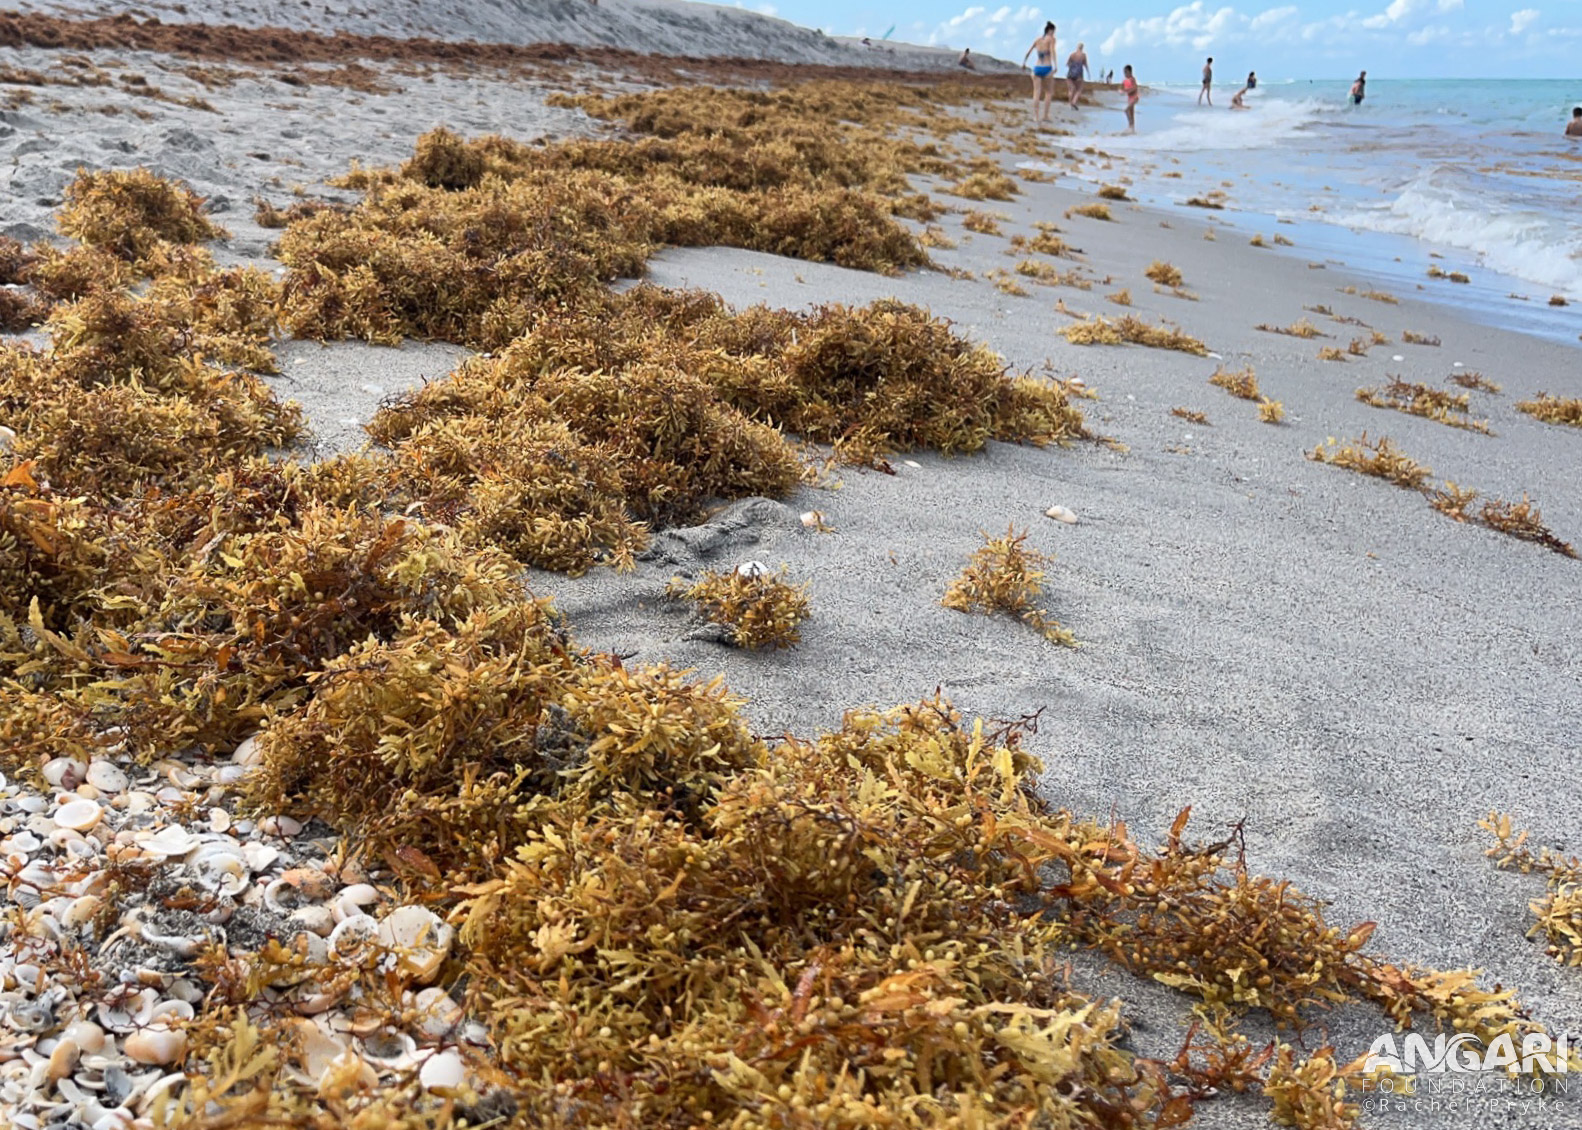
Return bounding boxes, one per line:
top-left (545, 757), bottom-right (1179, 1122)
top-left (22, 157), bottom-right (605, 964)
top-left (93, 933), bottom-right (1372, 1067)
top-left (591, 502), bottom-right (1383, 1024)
top-left (1121, 66), bottom-right (1139, 134)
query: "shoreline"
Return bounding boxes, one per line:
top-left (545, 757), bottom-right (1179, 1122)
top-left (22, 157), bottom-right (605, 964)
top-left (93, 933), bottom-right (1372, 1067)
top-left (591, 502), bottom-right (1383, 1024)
top-left (3, 20), bottom-right (1581, 1128)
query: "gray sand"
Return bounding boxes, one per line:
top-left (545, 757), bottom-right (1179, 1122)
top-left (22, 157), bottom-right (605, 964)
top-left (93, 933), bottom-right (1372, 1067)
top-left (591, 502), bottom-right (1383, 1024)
top-left (4, 46), bottom-right (1581, 1127)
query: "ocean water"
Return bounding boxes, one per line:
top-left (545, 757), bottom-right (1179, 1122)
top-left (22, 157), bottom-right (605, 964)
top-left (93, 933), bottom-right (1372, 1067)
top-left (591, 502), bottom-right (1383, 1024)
top-left (1035, 79), bottom-right (1582, 343)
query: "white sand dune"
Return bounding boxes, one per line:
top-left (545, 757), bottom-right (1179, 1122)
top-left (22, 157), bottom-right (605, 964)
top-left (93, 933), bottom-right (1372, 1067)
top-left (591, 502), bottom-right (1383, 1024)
top-left (14, 0), bottom-right (1015, 69)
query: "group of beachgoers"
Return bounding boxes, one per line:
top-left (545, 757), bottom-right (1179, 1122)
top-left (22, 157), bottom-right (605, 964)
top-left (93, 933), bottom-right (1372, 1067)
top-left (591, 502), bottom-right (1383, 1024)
top-left (1015, 25), bottom-right (1381, 135)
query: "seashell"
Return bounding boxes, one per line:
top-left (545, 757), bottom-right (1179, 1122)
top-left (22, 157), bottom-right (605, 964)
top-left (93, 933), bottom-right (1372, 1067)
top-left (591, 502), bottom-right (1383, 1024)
top-left (5, 998), bottom-right (54, 1032)
top-left (903, 459), bottom-right (922, 468)
top-left (239, 842), bottom-right (278, 872)
top-left (799, 510), bottom-right (826, 529)
top-left (376, 906), bottom-right (454, 983)
top-left (167, 980), bottom-right (204, 1005)
top-left (130, 912), bottom-right (217, 959)
top-left (137, 827), bottom-right (198, 859)
top-left (63, 895), bottom-right (104, 930)
top-left (259, 815), bottom-right (303, 838)
top-left (411, 987), bottom-right (462, 1042)
top-left (122, 792), bottom-right (155, 816)
top-left (419, 1049), bottom-right (465, 1092)
top-left (46, 1035), bottom-right (79, 1081)
top-left (5, 831), bottom-right (42, 853)
top-left (150, 1000), bottom-right (195, 1025)
top-left (734, 560), bottom-right (769, 578)
top-left (289, 905), bottom-right (335, 937)
top-left (1044, 505), bottom-right (1078, 524)
top-left (317, 1050), bottom-right (377, 1101)
top-left (42, 759), bottom-right (87, 790)
top-left (230, 735), bottom-right (263, 766)
top-left (85, 761), bottom-right (129, 794)
top-left (54, 799), bottom-right (103, 832)
top-left (63, 1020), bottom-right (106, 1054)
top-left (123, 1026), bottom-right (187, 1066)
top-left (138, 1070), bottom-right (187, 1113)
top-left (91, 1108), bottom-right (136, 1130)
top-left (16, 795), bottom-right (47, 814)
top-left (328, 914), bottom-right (379, 964)
top-left (282, 868), bottom-right (338, 901)
top-left (206, 809), bottom-right (231, 834)
top-left (188, 843), bottom-right (249, 897)
top-left (290, 986), bottom-right (346, 1016)
top-left (331, 882), bottom-right (380, 923)
top-left (288, 1018), bottom-right (349, 1082)
top-left (359, 1028), bottom-right (416, 1066)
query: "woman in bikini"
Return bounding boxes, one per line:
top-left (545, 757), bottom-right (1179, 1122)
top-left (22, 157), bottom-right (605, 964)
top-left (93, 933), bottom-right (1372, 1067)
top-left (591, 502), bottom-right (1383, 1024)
top-left (1022, 22), bottom-right (1057, 125)
top-left (1065, 43), bottom-right (1090, 109)
top-left (1121, 64), bottom-right (1139, 134)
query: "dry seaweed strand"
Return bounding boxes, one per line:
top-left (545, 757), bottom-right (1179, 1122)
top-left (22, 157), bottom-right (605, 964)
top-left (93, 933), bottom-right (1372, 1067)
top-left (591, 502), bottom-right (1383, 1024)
top-left (942, 525), bottom-right (1077, 645)
top-left (1356, 379), bottom-right (1491, 434)
top-left (1516, 393), bottom-right (1582, 428)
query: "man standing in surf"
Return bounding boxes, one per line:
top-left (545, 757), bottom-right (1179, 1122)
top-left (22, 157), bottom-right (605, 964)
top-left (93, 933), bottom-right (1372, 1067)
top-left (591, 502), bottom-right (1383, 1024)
top-left (1198, 57), bottom-right (1213, 106)
top-left (1022, 23), bottom-right (1058, 126)
top-left (1350, 71), bottom-right (1366, 106)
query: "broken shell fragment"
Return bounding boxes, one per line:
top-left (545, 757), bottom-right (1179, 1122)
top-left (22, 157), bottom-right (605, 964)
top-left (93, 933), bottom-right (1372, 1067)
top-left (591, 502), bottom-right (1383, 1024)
top-left (376, 906), bottom-right (454, 983)
top-left (123, 1026), bottom-right (187, 1066)
top-left (1044, 505), bottom-right (1078, 524)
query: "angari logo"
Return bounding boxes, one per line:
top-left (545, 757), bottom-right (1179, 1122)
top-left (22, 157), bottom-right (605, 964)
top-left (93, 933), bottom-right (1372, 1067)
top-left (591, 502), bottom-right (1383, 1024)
top-left (1365, 1032), bottom-right (1570, 1075)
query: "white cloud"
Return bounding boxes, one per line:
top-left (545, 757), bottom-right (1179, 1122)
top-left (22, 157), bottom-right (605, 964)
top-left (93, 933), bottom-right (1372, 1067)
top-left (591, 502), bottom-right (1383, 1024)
top-left (1248, 5), bottom-right (1298, 29)
top-left (1436, 0), bottom-right (1463, 10)
top-left (1509, 7), bottom-right (1540, 32)
top-left (1100, 2), bottom-right (1243, 55)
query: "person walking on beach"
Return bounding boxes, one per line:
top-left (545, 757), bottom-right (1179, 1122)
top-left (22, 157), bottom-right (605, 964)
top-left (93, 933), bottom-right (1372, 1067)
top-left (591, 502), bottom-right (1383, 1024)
top-left (1566, 107), bottom-right (1582, 138)
top-left (1066, 43), bottom-right (1090, 108)
top-left (1198, 57), bottom-right (1213, 106)
top-left (1350, 71), bottom-right (1366, 106)
top-left (1022, 23), bottom-right (1058, 126)
top-left (1121, 64), bottom-right (1139, 134)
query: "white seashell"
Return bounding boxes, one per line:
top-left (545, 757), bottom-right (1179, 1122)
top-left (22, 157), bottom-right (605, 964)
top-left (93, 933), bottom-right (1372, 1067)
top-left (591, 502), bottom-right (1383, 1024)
top-left (167, 979), bottom-right (204, 1005)
top-left (1044, 505), bottom-right (1078, 524)
top-left (734, 560), bottom-right (769, 578)
top-left (0, 425), bottom-right (14, 452)
top-left (123, 1026), bottom-right (187, 1066)
top-left (1392, 354), bottom-right (1404, 361)
top-left (239, 842), bottom-right (277, 872)
top-left (53, 799), bottom-right (102, 832)
top-left (150, 1000), bottom-right (195, 1025)
top-left (377, 906), bottom-right (454, 983)
top-left (63, 1020), bottom-right (106, 1055)
top-left (360, 1029), bottom-right (417, 1065)
top-left (291, 986), bottom-right (346, 1016)
top-left (123, 792), bottom-right (155, 816)
top-left (5, 831), bottom-right (42, 853)
top-left (411, 987), bottom-right (462, 1042)
top-left (137, 827), bottom-right (198, 858)
top-left (188, 843), bottom-right (249, 897)
top-left (328, 914), bottom-right (380, 963)
top-left (289, 905), bottom-right (335, 937)
top-left (332, 882), bottom-right (380, 923)
top-left (85, 761), bottom-right (129, 794)
top-left (903, 459), bottom-right (922, 468)
top-left (799, 510), bottom-right (826, 528)
top-left (289, 1018), bottom-right (349, 1081)
top-left (231, 735), bottom-right (263, 765)
top-left (206, 809), bottom-right (232, 834)
top-left (259, 815), bottom-right (303, 838)
top-left (92, 1108), bottom-right (136, 1130)
top-left (419, 1049), bottom-right (465, 1092)
top-left (42, 759), bottom-right (87, 790)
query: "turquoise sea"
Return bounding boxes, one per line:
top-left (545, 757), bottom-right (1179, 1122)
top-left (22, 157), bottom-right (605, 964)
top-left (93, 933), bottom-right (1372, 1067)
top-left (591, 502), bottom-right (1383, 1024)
top-left (1035, 78), bottom-right (1582, 343)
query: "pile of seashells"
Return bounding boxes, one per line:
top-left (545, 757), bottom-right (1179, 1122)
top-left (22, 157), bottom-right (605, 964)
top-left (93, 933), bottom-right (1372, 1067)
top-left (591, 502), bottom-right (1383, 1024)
top-left (1, 736), bottom-right (482, 1129)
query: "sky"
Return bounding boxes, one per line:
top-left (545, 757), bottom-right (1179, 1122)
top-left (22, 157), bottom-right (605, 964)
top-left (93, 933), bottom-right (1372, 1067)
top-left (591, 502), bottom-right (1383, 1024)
top-left (743, 1), bottom-right (1582, 78)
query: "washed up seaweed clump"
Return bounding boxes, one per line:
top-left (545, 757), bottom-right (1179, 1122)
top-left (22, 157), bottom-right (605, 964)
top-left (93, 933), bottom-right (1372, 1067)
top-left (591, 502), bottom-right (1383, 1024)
top-left (667, 564), bottom-right (810, 648)
top-left (277, 80), bottom-right (994, 349)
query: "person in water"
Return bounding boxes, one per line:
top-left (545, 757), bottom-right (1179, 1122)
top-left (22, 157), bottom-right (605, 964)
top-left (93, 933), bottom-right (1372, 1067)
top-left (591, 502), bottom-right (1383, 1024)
top-left (1066, 43), bottom-right (1090, 108)
top-left (1247, 71), bottom-right (1257, 90)
top-left (1567, 107), bottom-right (1582, 138)
top-left (1350, 71), bottom-right (1366, 105)
top-left (1121, 64), bottom-right (1139, 134)
top-left (1022, 22), bottom-right (1058, 125)
top-left (1198, 57), bottom-right (1213, 106)
top-left (1230, 84), bottom-right (1249, 109)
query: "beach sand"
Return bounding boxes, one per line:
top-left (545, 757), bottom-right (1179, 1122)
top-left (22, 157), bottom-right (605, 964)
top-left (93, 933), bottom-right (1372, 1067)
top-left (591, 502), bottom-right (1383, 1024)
top-left (3, 9), bottom-right (1581, 1125)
